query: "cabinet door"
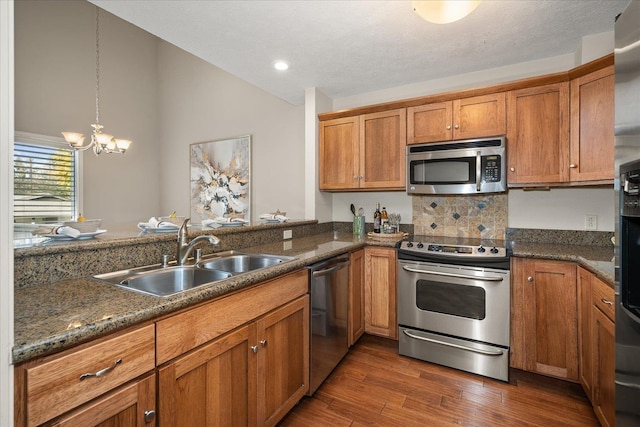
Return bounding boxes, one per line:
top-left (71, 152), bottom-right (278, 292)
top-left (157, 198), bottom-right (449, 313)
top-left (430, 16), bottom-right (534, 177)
top-left (577, 267), bottom-right (594, 400)
top-left (50, 374), bottom-right (156, 427)
top-left (364, 247), bottom-right (397, 339)
top-left (453, 93), bottom-right (506, 140)
top-left (319, 116), bottom-right (360, 190)
top-left (349, 249), bottom-right (365, 346)
top-left (570, 66), bottom-right (614, 182)
top-left (158, 325), bottom-right (257, 427)
top-left (407, 102), bottom-right (452, 144)
top-left (360, 109), bottom-right (406, 190)
top-left (592, 306), bottom-right (615, 427)
top-left (507, 83), bottom-right (570, 185)
top-left (256, 295), bottom-right (309, 427)
top-left (512, 258), bottom-right (578, 380)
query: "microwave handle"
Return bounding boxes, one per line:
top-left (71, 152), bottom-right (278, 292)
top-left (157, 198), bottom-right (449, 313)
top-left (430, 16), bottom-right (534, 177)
top-left (476, 151), bottom-right (481, 192)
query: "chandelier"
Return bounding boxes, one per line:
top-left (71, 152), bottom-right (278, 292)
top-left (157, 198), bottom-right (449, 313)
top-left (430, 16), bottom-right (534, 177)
top-left (62, 7), bottom-right (131, 155)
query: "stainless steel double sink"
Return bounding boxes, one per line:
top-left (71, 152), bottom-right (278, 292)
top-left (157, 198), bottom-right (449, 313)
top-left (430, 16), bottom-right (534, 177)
top-left (94, 251), bottom-right (295, 297)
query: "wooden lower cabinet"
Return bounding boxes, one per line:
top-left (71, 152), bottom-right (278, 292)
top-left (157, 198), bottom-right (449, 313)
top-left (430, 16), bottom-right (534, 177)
top-left (577, 266), bottom-right (594, 398)
top-left (510, 258), bottom-right (578, 381)
top-left (14, 324), bottom-right (156, 427)
top-left (364, 247), bottom-right (397, 339)
top-left (158, 295), bottom-right (309, 427)
top-left (578, 266), bottom-right (615, 427)
top-left (49, 374), bottom-right (156, 427)
top-left (348, 249), bottom-right (365, 346)
top-left (592, 303), bottom-right (615, 427)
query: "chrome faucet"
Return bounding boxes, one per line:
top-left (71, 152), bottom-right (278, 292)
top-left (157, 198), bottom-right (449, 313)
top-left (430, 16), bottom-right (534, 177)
top-left (176, 218), bottom-right (220, 265)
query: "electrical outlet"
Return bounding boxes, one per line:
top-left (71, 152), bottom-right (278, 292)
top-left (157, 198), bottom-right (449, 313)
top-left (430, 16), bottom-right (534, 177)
top-left (283, 229), bottom-right (293, 239)
top-left (585, 214), bottom-right (598, 231)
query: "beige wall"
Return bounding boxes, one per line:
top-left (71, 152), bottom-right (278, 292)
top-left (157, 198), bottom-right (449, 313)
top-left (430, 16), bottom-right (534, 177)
top-left (15, 0), bottom-right (161, 227)
top-left (155, 41), bottom-right (305, 221)
top-left (15, 0), bottom-right (306, 226)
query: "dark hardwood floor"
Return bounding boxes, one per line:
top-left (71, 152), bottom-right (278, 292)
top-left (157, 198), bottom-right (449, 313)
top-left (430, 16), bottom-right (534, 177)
top-left (280, 335), bottom-right (599, 427)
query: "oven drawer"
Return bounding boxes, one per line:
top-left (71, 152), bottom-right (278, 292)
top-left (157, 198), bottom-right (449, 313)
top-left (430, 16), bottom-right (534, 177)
top-left (399, 326), bottom-right (509, 382)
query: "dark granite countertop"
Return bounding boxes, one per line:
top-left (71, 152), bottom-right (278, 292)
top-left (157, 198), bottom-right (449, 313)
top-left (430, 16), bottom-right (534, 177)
top-left (14, 231), bottom-right (400, 364)
top-left (13, 229), bottom-right (613, 365)
top-left (511, 241), bottom-right (615, 286)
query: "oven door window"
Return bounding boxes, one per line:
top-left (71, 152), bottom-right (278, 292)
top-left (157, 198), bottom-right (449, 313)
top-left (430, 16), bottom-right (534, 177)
top-left (409, 158), bottom-right (475, 185)
top-left (415, 279), bottom-right (486, 320)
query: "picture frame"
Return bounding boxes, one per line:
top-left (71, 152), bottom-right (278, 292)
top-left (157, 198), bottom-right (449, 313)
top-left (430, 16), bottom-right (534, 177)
top-left (190, 135), bottom-right (251, 223)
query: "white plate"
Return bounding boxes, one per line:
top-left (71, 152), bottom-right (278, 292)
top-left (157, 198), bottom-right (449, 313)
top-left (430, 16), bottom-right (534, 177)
top-left (43, 229), bottom-right (107, 241)
top-left (262, 219), bottom-right (284, 223)
top-left (137, 223), bottom-right (180, 233)
top-left (215, 221), bottom-right (246, 227)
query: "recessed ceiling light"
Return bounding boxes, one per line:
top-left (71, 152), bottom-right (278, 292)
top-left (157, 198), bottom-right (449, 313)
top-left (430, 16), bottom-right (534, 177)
top-left (273, 60), bottom-right (290, 71)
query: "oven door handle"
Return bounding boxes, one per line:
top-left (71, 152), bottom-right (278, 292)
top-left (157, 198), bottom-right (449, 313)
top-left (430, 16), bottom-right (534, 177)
top-left (401, 266), bottom-right (504, 282)
top-left (403, 330), bottom-right (505, 356)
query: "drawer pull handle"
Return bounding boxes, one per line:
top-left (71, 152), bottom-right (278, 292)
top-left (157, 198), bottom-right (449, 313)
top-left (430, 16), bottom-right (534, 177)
top-left (251, 345), bottom-right (258, 353)
top-left (260, 340), bottom-right (268, 347)
top-left (144, 410), bottom-right (156, 423)
top-left (601, 298), bottom-right (613, 306)
top-left (79, 358), bottom-right (122, 381)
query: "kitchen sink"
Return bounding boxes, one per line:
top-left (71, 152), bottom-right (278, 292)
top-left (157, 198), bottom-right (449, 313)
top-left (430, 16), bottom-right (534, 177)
top-left (93, 251), bottom-right (295, 297)
top-left (197, 253), bottom-right (293, 274)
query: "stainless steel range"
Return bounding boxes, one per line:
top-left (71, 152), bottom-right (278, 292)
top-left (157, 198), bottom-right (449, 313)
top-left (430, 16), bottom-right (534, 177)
top-left (397, 236), bottom-right (511, 382)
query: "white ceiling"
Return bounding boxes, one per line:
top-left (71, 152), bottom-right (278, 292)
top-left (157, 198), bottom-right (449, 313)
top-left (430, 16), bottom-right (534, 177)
top-left (91, 0), bottom-right (629, 106)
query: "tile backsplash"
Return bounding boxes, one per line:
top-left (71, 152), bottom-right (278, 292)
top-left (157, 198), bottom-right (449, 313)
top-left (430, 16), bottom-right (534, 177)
top-left (412, 194), bottom-right (508, 240)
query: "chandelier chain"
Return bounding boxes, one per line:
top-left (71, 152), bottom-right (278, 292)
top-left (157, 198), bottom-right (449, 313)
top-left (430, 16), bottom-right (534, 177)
top-left (95, 7), bottom-right (100, 126)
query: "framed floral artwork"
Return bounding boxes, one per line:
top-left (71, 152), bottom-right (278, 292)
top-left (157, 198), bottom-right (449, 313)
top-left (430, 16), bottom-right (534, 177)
top-left (190, 135), bottom-right (251, 222)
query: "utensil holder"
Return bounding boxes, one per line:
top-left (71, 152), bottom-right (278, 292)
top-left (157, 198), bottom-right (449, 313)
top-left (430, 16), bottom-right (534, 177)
top-left (353, 216), bottom-right (365, 235)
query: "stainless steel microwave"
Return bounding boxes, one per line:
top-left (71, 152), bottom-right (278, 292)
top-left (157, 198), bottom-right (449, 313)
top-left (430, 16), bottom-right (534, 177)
top-left (406, 136), bottom-right (507, 195)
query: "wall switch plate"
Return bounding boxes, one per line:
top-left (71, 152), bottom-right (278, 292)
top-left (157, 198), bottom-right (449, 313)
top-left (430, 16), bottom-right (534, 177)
top-left (283, 229), bottom-right (293, 239)
top-left (585, 214), bottom-right (598, 230)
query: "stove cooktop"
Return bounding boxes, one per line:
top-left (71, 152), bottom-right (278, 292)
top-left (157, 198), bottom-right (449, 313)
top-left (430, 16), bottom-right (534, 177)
top-left (397, 235), bottom-right (509, 258)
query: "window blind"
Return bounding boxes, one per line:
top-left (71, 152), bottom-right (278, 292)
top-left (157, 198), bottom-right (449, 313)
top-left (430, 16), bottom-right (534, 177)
top-left (14, 142), bottom-right (77, 224)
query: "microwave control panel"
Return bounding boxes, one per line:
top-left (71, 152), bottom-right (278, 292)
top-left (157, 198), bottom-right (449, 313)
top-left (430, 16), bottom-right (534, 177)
top-left (622, 168), bottom-right (640, 216)
top-left (481, 155), bottom-right (501, 183)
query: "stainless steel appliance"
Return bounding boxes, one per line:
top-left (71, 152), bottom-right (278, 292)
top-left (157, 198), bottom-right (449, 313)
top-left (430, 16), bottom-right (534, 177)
top-left (397, 237), bottom-right (511, 381)
top-left (306, 255), bottom-right (350, 395)
top-left (616, 1), bottom-right (640, 424)
top-left (406, 136), bottom-right (506, 195)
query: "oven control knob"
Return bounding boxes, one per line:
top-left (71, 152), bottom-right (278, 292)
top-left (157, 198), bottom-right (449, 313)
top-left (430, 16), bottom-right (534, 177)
top-left (477, 246), bottom-right (486, 253)
top-left (406, 242), bottom-right (414, 248)
top-left (490, 247), bottom-right (499, 254)
top-left (416, 242), bottom-right (424, 249)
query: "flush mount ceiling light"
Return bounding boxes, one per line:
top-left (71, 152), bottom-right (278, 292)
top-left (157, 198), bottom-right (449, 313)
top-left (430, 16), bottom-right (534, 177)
top-left (412, 0), bottom-right (482, 24)
top-left (62, 6), bottom-right (131, 156)
top-left (273, 60), bottom-right (290, 71)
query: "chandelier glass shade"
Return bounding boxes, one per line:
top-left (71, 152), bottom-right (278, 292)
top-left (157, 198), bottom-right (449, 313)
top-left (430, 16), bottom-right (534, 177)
top-left (62, 7), bottom-right (131, 155)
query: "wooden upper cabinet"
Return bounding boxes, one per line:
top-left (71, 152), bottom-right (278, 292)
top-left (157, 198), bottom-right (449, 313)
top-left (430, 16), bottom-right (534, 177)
top-left (407, 102), bottom-right (452, 143)
top-left (408, 93), bottom-right (506, 144)
top-left (507, 83), bottom-right (570, 185)
top-left (319, 116), bottom-right (360, 190)
top-left (570, 65), bottom-right (615, 182)
top-left (319, 109), bottom-right (406, 191)
top-left (360, 109), bottom-right (406, 189)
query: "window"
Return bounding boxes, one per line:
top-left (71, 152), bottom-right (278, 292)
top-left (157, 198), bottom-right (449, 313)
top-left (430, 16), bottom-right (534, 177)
top-left (13, 131), bottom-right (81, 225)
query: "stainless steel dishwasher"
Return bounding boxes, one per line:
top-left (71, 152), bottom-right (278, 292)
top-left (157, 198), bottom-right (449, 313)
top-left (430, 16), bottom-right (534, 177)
top-left (306, 255), bottom-right (350, 395)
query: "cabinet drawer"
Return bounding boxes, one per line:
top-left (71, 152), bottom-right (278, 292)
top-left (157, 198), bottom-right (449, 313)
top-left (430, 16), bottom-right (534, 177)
top-left (25, 324), bottom-right (155, 427)
top-left (592, 277), bottom-right (615, 322)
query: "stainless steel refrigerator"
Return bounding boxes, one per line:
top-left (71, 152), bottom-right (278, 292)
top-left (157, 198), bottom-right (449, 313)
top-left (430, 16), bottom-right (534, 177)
top-left (615, 1), bottom-right (640, 425)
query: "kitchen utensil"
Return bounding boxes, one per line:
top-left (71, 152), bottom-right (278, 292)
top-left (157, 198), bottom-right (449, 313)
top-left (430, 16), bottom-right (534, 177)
top-left (350, 204), bottom-right (356, 216)
top-left (358, 207), bottom-right (364, 216)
